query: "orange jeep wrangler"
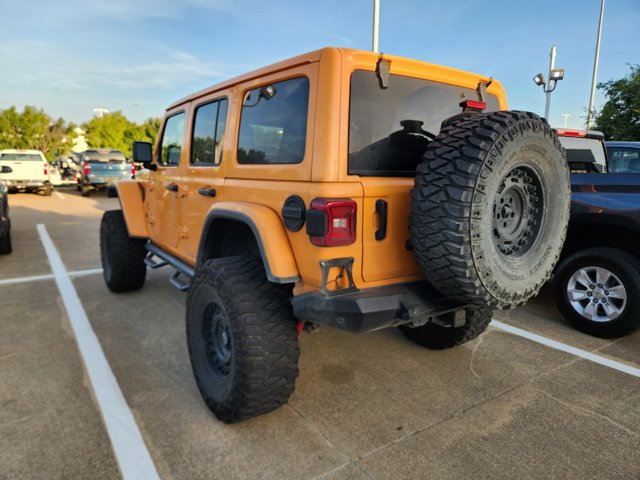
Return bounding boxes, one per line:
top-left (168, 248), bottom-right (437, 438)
top-left (100, 47), bottom-right (570, 423)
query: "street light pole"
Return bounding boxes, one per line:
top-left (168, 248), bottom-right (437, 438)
top-left (372, 0), bottom-right (380, 53)
top-left (544, 45), bottom-right (557, 121)
top-left (587, 0), bottom-right (605, 129)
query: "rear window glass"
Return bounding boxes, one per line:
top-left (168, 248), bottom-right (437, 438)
top-left (237, 77), bottom-right (309, 165)
top-left (349, 70), bottom-right (499, 176)
top-left (0, 153), bottom-right (43, 161)
top-left (83, 150), bottom-right (126, 163)
top-left (607, 147), bottom-right (640, 173)
top-left (559, 137), bottom-right (607, 173)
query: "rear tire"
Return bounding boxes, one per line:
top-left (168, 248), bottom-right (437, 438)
top-left (81, 184), bottom-right (91, 197)
top-left (186, 256), bottom-right (299, 423)
top-left (42, 184), bottom-right (52, 196)
top-left (100, 210), bottom-right (147, 292)
top-left (106, 186), bottom-right (118, 198)
top-left (0, 229), bottom-right (12, 255)
top-left (553, 248), bottom-right (640, 338)
top-left (410, 111), bottom-right (570, 309)
top-left (399, 307), bottom-right (493, 349)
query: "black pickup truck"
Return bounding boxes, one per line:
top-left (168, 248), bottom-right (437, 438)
top-left (553, 129), bottom-right (640, 338)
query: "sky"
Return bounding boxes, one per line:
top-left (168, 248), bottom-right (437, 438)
top-left (1, 0), bottom-right (638, 130)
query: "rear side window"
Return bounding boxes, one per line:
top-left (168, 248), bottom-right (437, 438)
top-left (348, 70), bottom-right (499, 176)
top-left (191, 98), bottom-right (228, 166)
top-left (607, 147), bottom-right (640, 173)
top-left (237, 77), bottom-right (309, 165)
top-left (159, 112), bottom-right (185, 166)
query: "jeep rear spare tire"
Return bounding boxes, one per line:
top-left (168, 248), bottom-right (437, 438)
top-left (410, 111), bottom-right (570, 309)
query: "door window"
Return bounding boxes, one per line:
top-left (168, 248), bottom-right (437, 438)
top-left (158, 112), bottom-right (185, 167)
top-left (191, 99), bottom-right (228, 166)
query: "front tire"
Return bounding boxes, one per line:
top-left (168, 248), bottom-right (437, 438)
top-left (553, 248), bottom-right (640, 338)
top-left (399, 307), bottom-right (493, 349)
top-left (100, 210), bottom-right (147, 292)
top-left (410, 111), bottom-right (570, 309)
top-left (186, 256), bottom-right (299, 423)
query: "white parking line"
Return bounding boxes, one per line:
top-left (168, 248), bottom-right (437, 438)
top-left (491, 320), bottom-right (640, 378)
top-left (0, 268), bottom-right (103, 286)
top-left (54, 191), bottom-right (66, 200)
top-left (36, 224), bottom-right (160, 480)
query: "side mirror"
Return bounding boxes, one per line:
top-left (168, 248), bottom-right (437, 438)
top-left (132, 141), bottom-right (156, 170)
top-left (1, 166), bottom-right (12, 174)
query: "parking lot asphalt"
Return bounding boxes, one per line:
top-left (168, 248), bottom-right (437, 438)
top-left (1, 190), bottom-right (639, 480)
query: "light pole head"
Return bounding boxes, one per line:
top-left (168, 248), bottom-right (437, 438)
top-left (550, 68), bottom-right (565, 81)
top-left (533, 73), bottom-right (545, 86)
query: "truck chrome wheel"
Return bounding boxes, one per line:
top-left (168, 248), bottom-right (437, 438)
top-left (553, 248), bottom-right (640, 338)
top-left (567, 266), bottom-right (626, 322)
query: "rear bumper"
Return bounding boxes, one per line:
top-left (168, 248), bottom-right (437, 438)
top-left (5, 180), bottom-right (48, 188)
top-left (292, 281), bottom-right (467, 333)
top-left (84, 176), bottom-right (129, 187)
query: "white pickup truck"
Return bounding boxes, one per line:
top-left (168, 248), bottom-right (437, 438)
top-left (0, 149), bottom-right (52, 195)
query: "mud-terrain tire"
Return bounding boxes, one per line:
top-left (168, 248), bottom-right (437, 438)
top-left (399, 307), bottom-right (493, 349)
top-left (0, 229), bottom-right (12, 255)
top-left (410, 111), bottom-right (569, 309)
top-left (81, 184), bottom-right (91, 197)
top-left (106, 186), bottom-right (118, 198)
top-left (553, 248), bottom-right (640, 338)
top-left (42, 184), bottom-right (52, 196)
top-left (186, 256), bottom-right (299, 423)
top-left (100, 210), bottom-right (147, 292)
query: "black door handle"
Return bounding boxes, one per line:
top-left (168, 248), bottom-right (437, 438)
top-left (166, 183), bottom-right (179, 192)
top-left (198, 187), bottom-right (217, 197)
top-left (375, 199), bottom-right (388, 241)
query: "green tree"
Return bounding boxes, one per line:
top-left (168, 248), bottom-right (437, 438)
top-left (82, 112), bottom-right (161, 158)
top-left (0, 106), bottom-right (76, 159)
top-left (593, 65), bottom-right (640, 140)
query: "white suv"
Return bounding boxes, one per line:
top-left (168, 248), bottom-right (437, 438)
top-left (0, 149), bottom-right (52, 195)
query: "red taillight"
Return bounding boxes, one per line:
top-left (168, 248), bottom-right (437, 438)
top-left (44, 164), bottom-right (48, 176)
top-left (83, 161), bottom-right (90, 176)
top-left (460, 100), bottom-right (486, 110)
top-left (556, 128), bottom-right (587, 138)
top-left (131, 163), bottom-right (136, 178)
top-left (308, 198), bottom-right (357, 246)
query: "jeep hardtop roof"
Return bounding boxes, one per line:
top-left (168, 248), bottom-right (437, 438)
top-left (166, 47), bottom-right (506, 111)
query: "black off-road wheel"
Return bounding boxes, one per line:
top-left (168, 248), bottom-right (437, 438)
top-left (42, 184), bottom-right (52, 196)
top-left (186, 256), bottom-right (299, 423)
top-left (553, 248), bottom-right (640, 338)
top-left (399, 307), bottom-right (493, 349)
top-left (0, 229), bottom-right (12, 255)
top-left (100, 210), bottom-right (147, 292)
top-left (81, 184), bottom-right (91, 197)
top-left (410, 111), bottom-right (570, 309)
top-left (106, 186), bottom-right (118, 198)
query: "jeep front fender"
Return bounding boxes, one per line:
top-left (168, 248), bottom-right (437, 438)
top-left (116, 181), bottom-right (148, 238)
top-left (198, 202), bottom-right (300, 284)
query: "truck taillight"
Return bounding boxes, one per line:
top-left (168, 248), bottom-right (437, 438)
top-left (307, 198), bottom-right (357, 246)
top-left (44, 164), bottom-right (48, 176)
top-left (131, 163), bottom-right (136, 178)
top-left (83, 161), bottom-right (90, 176)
